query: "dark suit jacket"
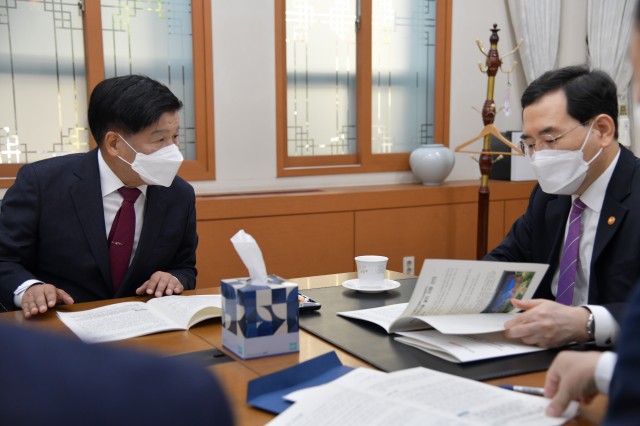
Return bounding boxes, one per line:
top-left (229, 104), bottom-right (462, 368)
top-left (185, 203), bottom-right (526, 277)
top-left (0, 323), bottom-right (233, 426)
top-left (605, 284), bottom-right (640, 425)
top-left (0, 149), bottom-right (198, 310)
top-left (485, 146), bottom-right (640, 322)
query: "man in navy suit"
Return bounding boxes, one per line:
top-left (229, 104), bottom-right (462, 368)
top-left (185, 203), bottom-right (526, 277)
top-left (0, 323), bottom-right (234, 425)
top-left (0, 75), bottom-right (197, 317)
top-left (541, 1), bottom-right (640, 422)
top-left (485, 67), bottom-right (640, 348)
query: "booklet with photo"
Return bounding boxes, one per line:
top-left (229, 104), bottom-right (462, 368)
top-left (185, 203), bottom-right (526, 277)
top-left (338, 259), bottom-right (549, 335)
top-left (57, 295), bottom-right (222, 343)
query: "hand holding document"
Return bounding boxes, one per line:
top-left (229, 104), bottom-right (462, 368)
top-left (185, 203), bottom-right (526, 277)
top-left (57, 295), bottom-right (221, 343)
top-left (268, 366), bottom-right (578, 426)
top-left (339, 259), bottom-right (548, 334)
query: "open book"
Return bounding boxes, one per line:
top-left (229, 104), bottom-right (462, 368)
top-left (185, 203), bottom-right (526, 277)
top-left (57, 295), bottom-right (221, 343)
top-left (338, 259), bottom-right (549, 362)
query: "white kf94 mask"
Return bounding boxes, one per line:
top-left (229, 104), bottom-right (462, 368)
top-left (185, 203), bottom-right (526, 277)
top-left (530, 121), bottom-right (600, 195)
top-left (117, 134), bottom-right (184, 187)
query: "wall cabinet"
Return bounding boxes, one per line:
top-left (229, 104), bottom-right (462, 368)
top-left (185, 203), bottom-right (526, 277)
top-left (195, 181), bottom-right (534, 288)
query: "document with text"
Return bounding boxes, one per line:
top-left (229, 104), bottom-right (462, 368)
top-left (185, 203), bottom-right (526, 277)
top-left (394, 330), bottom-right (546, 363)
top-left (338, 259), bottom-right (548, 335)
top-left (268, 366), bottom-right (577, 426)
top-left (57, 295), bottom-right (221, 343)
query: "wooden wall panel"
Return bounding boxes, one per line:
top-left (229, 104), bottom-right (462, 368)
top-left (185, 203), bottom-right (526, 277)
top-left (194, 181), bottom-right (536, 286)
top-left (355, 204), bottom-right (473, 274)
top-left (196, 212), bottom-right (354, 288)
top-left (355, 200), bottom-right (507, 275)
top-left (487, 200), bottom-right (506, 254)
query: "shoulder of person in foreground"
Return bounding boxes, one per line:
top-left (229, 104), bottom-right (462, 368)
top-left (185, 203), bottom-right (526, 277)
top-left (604, 285), bottom-right (640, 425)
top-left (0, 323), bottom-right (234, 426)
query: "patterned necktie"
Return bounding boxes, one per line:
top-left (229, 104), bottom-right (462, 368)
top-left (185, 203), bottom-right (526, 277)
top-left (556, 198), bottom-right (587, 305)
top-left (108, 187), bottom-right (141, 291)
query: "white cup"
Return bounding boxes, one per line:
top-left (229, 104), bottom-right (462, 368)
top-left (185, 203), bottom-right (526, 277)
top-left (355, 255), bottom-right (388, 287)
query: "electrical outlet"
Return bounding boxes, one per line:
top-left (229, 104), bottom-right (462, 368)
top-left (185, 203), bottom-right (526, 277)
top-left (402, 256), bottom-right (415, 275)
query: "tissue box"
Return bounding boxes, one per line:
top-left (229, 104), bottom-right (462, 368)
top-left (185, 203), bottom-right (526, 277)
top-left (221, 274), bottom-right (299, 359)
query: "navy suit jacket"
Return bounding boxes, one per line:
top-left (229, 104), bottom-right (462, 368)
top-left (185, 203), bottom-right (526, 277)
top-left (605, 284), bottom-right (640, 425)
top-left (486, 146), bottom-right (640, 322)
top-left (0, 323), bottom-right (233, 425)
top-left (0, 149), bottom-right (198, 310)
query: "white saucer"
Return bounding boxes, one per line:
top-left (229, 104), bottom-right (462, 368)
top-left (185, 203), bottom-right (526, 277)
top-left (342, 279), bottom-right (401, 293)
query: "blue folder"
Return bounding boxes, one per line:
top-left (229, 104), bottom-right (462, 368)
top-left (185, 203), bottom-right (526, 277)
top-left (246, 351), bottom-right (353, 414)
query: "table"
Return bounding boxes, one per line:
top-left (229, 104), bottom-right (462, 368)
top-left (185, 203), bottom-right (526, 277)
top-left (0, 271), bottom-right (606, 425)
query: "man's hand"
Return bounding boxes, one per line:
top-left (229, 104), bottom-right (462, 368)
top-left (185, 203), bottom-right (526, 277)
top-left (22, 284), bottom-right (74, 318)
top-left (544, 351), bottom-right (602, 417)
top-left (503, 298), bottom-right (590, 348)
top-left (136, 271), bottom-right (184, 298)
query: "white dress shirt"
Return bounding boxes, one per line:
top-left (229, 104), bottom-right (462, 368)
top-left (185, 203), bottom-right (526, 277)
top-left (595, 351), bottom-right (617, 394)
top-left (13, 151), bottom-right (147, 307)
top-left (550, 150), bottom-right (620, 346)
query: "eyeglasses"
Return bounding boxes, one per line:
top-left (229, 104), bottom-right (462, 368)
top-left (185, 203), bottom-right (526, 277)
top-left (519, 121), bottom-right (590, 157)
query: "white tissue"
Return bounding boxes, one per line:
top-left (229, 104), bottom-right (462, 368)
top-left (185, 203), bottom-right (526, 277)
top-left (230, 230), bottom-right (269, 286)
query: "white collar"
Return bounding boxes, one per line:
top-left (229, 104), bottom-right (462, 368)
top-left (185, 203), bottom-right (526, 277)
top-left (575, 149), bottom-right (620, 213)
top-left (97, 149), bottom-right (148, 198)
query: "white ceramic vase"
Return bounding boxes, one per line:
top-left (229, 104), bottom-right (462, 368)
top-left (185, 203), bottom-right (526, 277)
top-left (409, 144), bottom-right (455, 185)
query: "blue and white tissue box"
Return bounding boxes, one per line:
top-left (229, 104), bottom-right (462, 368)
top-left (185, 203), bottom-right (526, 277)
top-left (221, 274), bottom-right (299, 359)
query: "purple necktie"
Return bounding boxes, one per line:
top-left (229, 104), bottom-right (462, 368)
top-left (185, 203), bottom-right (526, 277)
top-left (108, 187), bottom-right (141, 291)
top-left (556, 198), bottom-right (587, 305)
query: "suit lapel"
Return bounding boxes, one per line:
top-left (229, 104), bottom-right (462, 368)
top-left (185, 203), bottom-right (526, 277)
top-left (69, 150), bottom-right (112, 289)
top-left (592, 147), bottom-right (633, 265)
top-left (545, 195), bottom-right (571, 264)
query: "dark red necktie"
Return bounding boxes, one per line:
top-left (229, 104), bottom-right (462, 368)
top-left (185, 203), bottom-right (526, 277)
top-left (108, 187), bottom-right (141, 291)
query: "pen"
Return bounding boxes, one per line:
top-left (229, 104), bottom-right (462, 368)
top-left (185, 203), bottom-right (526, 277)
top-left (498, 385), bottom-right (545, 396)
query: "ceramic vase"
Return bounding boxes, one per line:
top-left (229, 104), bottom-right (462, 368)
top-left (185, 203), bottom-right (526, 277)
top-left (409, 144), bottom-right (455, 185)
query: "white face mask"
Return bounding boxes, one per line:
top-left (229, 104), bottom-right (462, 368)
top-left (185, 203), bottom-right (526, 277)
top-left (530, 121), bottom-right (600, 195)
top-left (117, 134), bottom-right (184, 187)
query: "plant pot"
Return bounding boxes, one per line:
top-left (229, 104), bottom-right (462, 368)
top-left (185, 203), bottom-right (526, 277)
top-left (409, 144), bottom-right (455, 185)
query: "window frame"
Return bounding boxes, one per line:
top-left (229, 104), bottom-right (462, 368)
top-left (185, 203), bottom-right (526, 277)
top-left (0, 0), bottom-right (215, 187)
top-left (275, 0), bottom-right (451, 177)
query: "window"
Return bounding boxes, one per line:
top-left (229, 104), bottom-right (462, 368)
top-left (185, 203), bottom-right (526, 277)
top-left (275, 0), bottom-right (451, 176)
top-left (0, 0), bottom-right (213, 186)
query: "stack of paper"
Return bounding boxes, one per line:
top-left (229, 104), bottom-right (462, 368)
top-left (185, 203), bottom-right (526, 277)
top-left (267, 366), bottom-right (578, 426)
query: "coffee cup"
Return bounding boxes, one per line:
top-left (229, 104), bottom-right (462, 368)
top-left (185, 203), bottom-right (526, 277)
top-left (355, 255), bottom-right (388, 288)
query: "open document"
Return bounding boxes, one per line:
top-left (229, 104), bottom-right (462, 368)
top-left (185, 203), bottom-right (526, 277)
top-left (394, 330), bottom-right (546, 363)
top-left (57, 295), bottom-right (221, 343)
top-left (268, 367), bottom-right (577, 426)
top-left (339, 259), bottom-right (548, 334)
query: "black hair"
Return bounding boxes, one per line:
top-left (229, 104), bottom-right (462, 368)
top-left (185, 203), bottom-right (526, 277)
top-left (521, 66), bottom-right (619, 139)
top-left (636, 0), bottom-right (640, 28)
top-left (88, 75), bottom-right (183, 145)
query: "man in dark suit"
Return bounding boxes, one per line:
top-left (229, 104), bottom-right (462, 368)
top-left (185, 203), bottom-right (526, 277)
top-left (541, 1), bottom-right (640, 421)
top-left (0, 75), bottom-right (197, 317)
top-left (0, 323), bottom-right (234, 425)
top-left (485, 67), bottom-right (640, 348)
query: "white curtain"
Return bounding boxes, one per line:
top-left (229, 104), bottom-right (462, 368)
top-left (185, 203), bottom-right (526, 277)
top-left (507, 0), bottom-right (561, 84)
top-left (587, 0), bottom-right (635, 147)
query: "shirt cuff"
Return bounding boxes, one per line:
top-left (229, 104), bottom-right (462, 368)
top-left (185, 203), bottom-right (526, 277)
top-left (13, 279), bottom-right (44, 308)
top-left (585, 304), bottom-right (619, 347)
top-left (595, 351), bottom-right (617, 395)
